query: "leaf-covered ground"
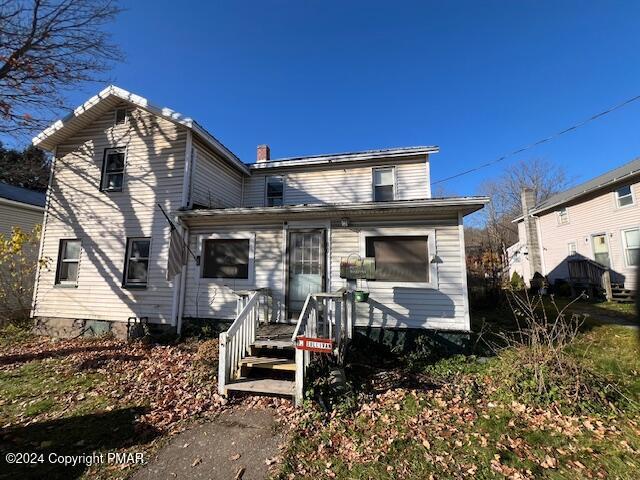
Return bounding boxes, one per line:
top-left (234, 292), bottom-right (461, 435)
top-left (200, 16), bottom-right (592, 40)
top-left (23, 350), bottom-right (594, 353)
top-left (277, 320), bottom-right (640, 479)
top-left (0, 331), bottom-right (238, 479)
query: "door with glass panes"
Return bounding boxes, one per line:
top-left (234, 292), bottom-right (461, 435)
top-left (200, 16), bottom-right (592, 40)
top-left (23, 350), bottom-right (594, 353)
top-left (592, 234), bottom-right (611, 268)
top-left (287, 230), bottom-right (325, 318)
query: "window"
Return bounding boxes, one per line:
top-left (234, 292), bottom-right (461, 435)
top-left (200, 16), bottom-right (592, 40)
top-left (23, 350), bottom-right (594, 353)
top-left (114, 108), bottom-right (127, 125)
top-left (266, 176), bottom-right (284, 206)
top-left (202, 239), bottom-right (249, 279)
top-left (124, 238), bottom-right (151, 287)
top-left (55, 239), bottom-right (81, 285)
top-left (568, 241), bottom-right (577, 256)
top-left (365, 236), bottom-right (429, 282)
top-left (557, 207), bottom-right (569, 225)
top-left (373, 167), bottom-right (395, 201)
top-left (100, 147), bottom-right (126, 192)
top-left (615, 185), bottom-right (634, 208)
top-left (622, 228), bottom-right (640, 266)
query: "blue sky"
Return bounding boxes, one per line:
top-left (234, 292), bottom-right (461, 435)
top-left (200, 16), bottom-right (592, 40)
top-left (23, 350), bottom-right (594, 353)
top-left (63, 1), bottom-right (640, 196)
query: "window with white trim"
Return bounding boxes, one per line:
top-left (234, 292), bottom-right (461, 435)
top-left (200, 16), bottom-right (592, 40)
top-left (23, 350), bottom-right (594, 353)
top-left (124, 238), bottom-right (151, 287)
top-left (265, 176), bottom-right (284, 206)
top-left (100, 147), bottom-right (126, 192)
top-left (202, 239), bottom-right (250, 279)
top-left (567, 241), bottom-right (577, 256)
top-left (615, 185), bottom-right (634, 208)
top-left (622, 228), bottom-right (640, 267)
top-left (114, 108), bottom-right (127, 125)
top-left (55, 239), bottom-right (81, 285)
top-left (557, 207), bottom-right (569, 225)
top-left (373, 167), bottom-right (395, 201)
top-left (365, 235), bottom-right (428, 282)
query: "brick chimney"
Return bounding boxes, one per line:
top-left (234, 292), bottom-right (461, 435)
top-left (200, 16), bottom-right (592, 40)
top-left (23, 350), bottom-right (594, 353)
top-left (257, 144), bottom-right (270, 163)
top-left (520, 187), bottom-right (542, 277)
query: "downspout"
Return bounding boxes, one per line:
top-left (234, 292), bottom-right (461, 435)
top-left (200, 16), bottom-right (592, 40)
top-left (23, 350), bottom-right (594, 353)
top-left (176, 226), bottom-right (190, 335)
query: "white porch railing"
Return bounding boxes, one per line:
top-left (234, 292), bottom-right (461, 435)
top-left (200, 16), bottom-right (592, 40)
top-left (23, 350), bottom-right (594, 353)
top-left (218, 289), bottom-right (270, 395)
top-left (292, 288), bottom-right (355, 404)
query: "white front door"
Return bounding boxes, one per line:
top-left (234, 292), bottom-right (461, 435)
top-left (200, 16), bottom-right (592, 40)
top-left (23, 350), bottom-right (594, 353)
top-left (288, 230), bottom-right (325, 317)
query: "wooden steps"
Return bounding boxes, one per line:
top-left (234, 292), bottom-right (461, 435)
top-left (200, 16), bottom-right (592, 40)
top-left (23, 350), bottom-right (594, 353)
top-left (239, 356), bottom-right (296, 371)
top-left (225, 378), bottom-right (295, 396)
top-left (611, 285), bottom-right (635, 303)
top-left (252, 339), bottom-right (295, 349)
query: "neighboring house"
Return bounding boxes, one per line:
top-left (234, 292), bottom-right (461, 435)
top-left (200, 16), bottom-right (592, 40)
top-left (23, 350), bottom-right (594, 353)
top-left (0, 182), bottom-right (45, 236)
top-left (510, 158), bottom-right (640, 298)
top-left (30, 86), bottom-right (487, 400)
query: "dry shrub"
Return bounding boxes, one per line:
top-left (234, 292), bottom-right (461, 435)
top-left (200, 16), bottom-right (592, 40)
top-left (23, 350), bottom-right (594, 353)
top-left (194, 339), bottom-right (219, 370)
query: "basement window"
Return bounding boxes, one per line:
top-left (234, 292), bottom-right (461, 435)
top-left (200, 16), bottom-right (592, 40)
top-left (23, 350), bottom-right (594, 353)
top-left (202, 239), bottom-right (250, 279)
top-left (365, 236), bottom-right (429, 282)
top-left (55, 239), bottom-right (81, 285)
top-left (373, 167), bottom-right (395, 201)
top-left (100, 147), bottom-right (126, 192)
top-left (615, 185), bottom-right (634, 208)
top-left (266, 176), bottom-right (284, 206)
top-left (124, 238), bottom-right (151, 287)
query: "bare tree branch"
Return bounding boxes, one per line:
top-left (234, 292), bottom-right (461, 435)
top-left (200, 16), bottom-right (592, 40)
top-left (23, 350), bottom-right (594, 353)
top-left (0, 0), bottom-right (123, 137)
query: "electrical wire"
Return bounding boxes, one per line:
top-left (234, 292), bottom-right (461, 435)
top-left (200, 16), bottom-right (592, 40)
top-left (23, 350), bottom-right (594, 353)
top-left (432, 93), bottom-right (640, 186)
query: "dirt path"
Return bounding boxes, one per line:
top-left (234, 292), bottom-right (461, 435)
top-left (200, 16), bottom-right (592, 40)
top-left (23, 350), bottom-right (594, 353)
top-left (132, 407), bottom-right (285, 480)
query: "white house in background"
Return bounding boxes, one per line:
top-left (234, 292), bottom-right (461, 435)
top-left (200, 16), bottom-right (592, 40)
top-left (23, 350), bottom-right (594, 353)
top-left (0, 182), bottom-right (45, 236)
top-left (30, 86), bottom-right (487, 400)
top-left (509, 157), bottom-right (640, 299)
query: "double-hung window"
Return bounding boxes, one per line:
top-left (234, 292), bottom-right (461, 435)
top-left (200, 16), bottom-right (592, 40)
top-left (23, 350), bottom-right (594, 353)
top-left (124, 238), bottom-right (151, 287)
top-left (373, 167), bottom-right (395, 201)
top-left (365, 235), bottom-right (429, 282)
top-left (557, 207), bottom-right (569, 225)
top-left (55, 239), bottom-right (81, 285)
top-left (101, 147), bottom-right (126, 192)
top-left (114, 108), bottom-right (127, 125)
top-left (615, 185), bottom-right (634, 208)
top-left (266, 176), bottom-right (284, 206)
top-left (622, 228), bottom-right (640, 267)
top-left (568, 241), bottom-right (577, 256)
top-left (202, 239), bottom-right (250, 279)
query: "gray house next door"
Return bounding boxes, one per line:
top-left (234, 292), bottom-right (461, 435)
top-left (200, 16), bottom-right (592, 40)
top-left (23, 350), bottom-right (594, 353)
top-left (287, 230), bottom-right (325, 317)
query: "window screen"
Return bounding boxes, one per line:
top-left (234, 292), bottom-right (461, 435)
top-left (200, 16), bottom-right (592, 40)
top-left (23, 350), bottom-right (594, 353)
top-left (124, 238), bottom-right (150, 287)
top-left (202, 239), bottom-right (250, 279)
top-left (55, 239), bottom-right (81, 284)
top-left (373, 167), bottom-right (394, 201)
top-left (101, 147), bottom-right (125, 192)
top-left (266, 176), bottom-right (284, 206)
top-left (365, 236), bottom-right (429, 282)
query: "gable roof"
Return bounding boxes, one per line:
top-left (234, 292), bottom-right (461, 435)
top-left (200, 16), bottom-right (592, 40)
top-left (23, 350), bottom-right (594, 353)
top-left (515, 156), bottom-right (640, 220)
top-left (250, 146), bottom-right (438, 170)
top-left (0, 182), bottom-right (46, 209)
top-left (32, 85), bottom-right (250, 175)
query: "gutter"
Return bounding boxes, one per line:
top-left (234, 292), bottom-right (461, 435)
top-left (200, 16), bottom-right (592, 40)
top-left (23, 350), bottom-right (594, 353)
top-left (0, 196), bottom-right (45, 213)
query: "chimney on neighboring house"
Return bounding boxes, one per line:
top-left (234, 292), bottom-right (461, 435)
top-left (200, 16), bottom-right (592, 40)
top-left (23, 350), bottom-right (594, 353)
top-left (520, 187), bottom-right (542, 277)
top-left (257, 144), bottom-right (270, 163)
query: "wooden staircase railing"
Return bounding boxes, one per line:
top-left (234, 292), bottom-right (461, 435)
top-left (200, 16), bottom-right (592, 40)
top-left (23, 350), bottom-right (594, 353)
top-left (292, 288), bottom-right (355, 404)
top-left (218, 289), bottom-right (270, 396)
top-left (567, 258), bottom-right (612, 300)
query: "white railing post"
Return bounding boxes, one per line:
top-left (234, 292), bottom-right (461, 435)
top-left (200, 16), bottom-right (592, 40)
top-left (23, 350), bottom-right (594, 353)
top-left (218, 332), bottom-right (228, 395)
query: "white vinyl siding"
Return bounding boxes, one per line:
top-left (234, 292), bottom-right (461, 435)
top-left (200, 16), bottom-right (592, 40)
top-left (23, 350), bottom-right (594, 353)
top-left (0, 202), bottom-right (43, 236)
top-left (191, 137), bottom-right (243, 208)
top-left (536, 179), bottom-right (640, 290)
top-left (33, 103), bottom-right (187, 324)
top-left (243, 156), bottom-right (430, 207)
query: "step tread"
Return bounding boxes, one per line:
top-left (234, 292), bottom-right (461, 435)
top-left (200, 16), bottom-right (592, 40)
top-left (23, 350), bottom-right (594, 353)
top-left (252, 339), bottom-right (295, 349)
top-left (240, 356), bottom-right (296, 371)
top-left (226, 378), bottom-right (295, 396)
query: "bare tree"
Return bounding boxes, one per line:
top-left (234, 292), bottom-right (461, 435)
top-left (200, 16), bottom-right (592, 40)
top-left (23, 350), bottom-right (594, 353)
top-left (0, 0), bottom-right (122, 136)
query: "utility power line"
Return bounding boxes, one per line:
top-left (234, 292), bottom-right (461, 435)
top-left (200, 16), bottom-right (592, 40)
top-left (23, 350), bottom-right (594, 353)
top-left (432, 93), bottom-right (640, 185)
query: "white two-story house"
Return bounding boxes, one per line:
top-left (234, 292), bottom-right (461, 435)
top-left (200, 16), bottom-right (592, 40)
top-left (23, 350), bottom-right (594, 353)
top-left (31, 86), bottom-right (487, 348)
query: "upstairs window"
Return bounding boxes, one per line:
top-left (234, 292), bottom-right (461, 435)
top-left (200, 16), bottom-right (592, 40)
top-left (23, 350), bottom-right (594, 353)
top-left (55, 239), bottom-right (81, 285)
top-left (615, 185), bottom-right (634, 208)
top-left (568, 241), bottom-right (577, 256)
top-left (124, 238), bottom-right (151, 287)
top-left (373, 167), bottom-right (395, 201)
top-left (557, 207), bottom-right (569, 225)
top-left (101, 147), bottom-right (125, 192)
top-left (202, 239), bottom-right (249, 279)
top-left (114, 108), bottom-right (127, 125)
top-left (622, 228), bottom-right (640, 267)
top-left (266, 176), bottom-right (284, 206)
top-left (365, 235), bottom-right (429, 282)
